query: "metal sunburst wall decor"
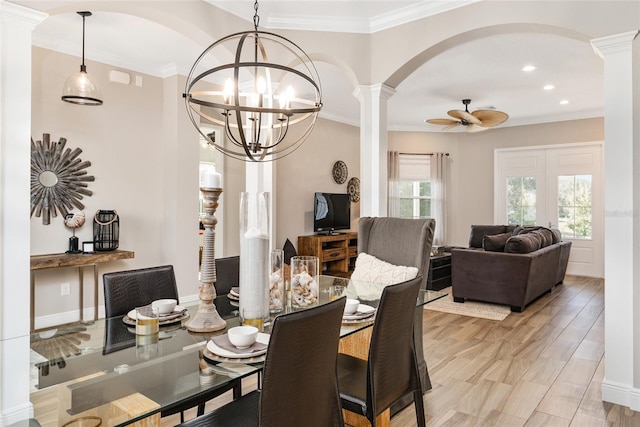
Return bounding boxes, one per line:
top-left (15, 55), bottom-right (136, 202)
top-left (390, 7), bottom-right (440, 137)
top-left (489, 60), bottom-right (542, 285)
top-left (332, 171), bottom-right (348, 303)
top-left (31, 133), bottom-right (94, 225)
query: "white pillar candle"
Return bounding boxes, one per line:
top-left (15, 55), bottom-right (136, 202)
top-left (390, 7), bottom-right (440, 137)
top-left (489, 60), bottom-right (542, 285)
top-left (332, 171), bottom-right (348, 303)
top-left (201, 165), bottom-right (221, 188)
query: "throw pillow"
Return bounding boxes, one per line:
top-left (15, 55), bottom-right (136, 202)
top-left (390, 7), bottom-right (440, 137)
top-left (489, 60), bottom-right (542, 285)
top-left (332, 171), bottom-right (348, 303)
top-left (350, 252), bottom-right (419, 286)
top-left (550, 228), bottom-right (562, 244)
top-left (504, 233), bottom-right (542, 254)
top-left (482, 232), bottom-right (512, 252)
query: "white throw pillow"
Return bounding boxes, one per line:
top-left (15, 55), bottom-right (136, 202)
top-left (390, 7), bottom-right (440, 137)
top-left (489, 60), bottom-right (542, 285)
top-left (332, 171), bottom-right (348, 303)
top-left (350, 252), bottom-right (419, 286)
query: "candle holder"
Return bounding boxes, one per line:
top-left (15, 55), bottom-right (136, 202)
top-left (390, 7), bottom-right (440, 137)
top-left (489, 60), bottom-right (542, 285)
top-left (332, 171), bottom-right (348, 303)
top-left (187, 187), bottom-right (227, 333)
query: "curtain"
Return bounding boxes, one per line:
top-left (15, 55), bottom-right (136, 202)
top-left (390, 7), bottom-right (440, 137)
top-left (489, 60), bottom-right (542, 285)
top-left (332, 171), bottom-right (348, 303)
top-left (431, 153), bottom-right (448, 245)
top-left (387, 151), bottom-right (400, 217)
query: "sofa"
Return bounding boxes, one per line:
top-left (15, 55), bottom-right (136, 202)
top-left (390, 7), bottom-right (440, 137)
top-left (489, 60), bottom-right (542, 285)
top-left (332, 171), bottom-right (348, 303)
top-left (451, 225), bottom-right (571, 312)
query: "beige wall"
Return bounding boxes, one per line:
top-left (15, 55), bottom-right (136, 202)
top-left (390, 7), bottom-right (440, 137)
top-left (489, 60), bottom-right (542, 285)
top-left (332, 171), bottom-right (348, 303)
top-left (389, 117), bottom-right (604, 247)
top-left (275, 117), bottom-right (361, 251)
top-left (30, 47), bottom-right (202, 324)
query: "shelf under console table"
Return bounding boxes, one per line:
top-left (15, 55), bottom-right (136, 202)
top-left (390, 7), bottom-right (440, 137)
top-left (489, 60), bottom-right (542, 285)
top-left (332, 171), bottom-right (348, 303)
top-left (30, 250), bottom-right (135, 332)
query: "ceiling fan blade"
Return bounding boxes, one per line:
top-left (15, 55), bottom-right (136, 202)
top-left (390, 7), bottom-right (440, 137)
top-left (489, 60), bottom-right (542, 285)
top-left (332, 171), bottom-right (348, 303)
top-left (443, 123), bottom-right (462, 130)
top-left (471, 110), bottom-right (509, 127)
top-left (466, 124), bottom-right (490, 133)
top-left (426, 118), bottom-right (460, 126)
top-left (448, 109), bottom-right (482, 125)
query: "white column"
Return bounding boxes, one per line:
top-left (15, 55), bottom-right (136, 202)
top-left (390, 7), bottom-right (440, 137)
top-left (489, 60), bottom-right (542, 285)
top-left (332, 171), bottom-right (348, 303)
top-left (591, 30), bottom-right (640, 409)
top-left (0, 2), bottom-right (47, 424)
top-left (354, 84), bottom-right (395, 217)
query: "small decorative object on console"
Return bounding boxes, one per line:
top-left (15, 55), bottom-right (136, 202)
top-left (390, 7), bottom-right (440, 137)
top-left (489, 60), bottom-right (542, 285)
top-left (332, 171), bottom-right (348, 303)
top-left (64, 211), bottom-right (85, 254)
top-left (93, 210), bottom-right (119, 251)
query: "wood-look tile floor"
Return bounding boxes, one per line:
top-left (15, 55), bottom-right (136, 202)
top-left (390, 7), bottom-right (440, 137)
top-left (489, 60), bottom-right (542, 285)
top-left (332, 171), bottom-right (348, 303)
top-left (162, 275), bottom-right (640, 426)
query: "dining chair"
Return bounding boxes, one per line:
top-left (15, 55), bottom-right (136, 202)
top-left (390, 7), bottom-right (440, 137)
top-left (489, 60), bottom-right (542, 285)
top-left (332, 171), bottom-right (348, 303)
top-left (102, 265), bottom-right (179, 318)
top-left (102, 264), bottom-right (241, 423)
top-left (357, 216), bottom-right (435, 414)
top-left (212, 256), bottom-right (239, 317)
top-left (337, 275), bottom-right (426, 427)
top-left (178, 297), bottom-right (347, 427)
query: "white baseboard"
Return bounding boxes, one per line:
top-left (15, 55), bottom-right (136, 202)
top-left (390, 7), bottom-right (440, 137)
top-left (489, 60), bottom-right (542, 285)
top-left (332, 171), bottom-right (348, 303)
top-left (602, 379), bottom-right (640, 411)
top-left (0, 402), bottom-right (34, 426)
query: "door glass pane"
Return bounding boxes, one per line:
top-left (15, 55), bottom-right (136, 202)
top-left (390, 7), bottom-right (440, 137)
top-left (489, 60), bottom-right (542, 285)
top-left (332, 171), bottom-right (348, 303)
top-left (558, 175), bottom-right (592, 239)
top-left (506, 176), bottom-right (536, 225)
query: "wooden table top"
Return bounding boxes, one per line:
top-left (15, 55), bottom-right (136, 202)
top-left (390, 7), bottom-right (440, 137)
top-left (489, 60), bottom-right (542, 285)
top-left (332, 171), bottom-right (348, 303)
top-left (30, 250), bottom-right (135, 270)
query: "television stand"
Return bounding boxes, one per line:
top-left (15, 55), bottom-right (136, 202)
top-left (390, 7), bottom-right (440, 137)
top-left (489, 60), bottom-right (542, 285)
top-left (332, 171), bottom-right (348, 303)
top-left (317, 231), bottom-right (344, 236)
top-left (298, 232), bottom-right (358, 276)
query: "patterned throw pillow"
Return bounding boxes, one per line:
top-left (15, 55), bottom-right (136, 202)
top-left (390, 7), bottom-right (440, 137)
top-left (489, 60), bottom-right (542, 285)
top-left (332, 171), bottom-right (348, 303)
top-left (350, 252), bottom-right (419, 286)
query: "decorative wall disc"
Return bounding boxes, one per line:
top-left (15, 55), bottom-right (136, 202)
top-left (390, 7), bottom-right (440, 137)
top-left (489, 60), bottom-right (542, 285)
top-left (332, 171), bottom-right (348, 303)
top-left (332, 160), bottom-right (348, 184)
top-left (31, 133), bottom-right (94, 225)
top-left (347, 177), bottom-right (360, 202)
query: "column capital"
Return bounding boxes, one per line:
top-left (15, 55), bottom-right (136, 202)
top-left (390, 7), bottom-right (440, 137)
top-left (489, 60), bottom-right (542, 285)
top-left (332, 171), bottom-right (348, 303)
top-left (591, 30), bottom-right (638, 58)
top-left (353, 83), bottom-right (396, 102)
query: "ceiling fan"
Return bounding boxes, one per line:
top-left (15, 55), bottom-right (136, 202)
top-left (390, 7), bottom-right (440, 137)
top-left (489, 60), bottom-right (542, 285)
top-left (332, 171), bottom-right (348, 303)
top-left (425, 99), bottom-right (509, 132)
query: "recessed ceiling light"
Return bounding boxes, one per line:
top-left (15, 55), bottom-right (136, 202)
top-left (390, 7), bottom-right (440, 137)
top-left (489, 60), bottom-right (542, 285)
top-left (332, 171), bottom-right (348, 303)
top-left (522, 65), bottom-right (537, 72)
top-left (560, 100), bottom-right (569, 105)
top-left (543, 84), bottom-right (555, 90)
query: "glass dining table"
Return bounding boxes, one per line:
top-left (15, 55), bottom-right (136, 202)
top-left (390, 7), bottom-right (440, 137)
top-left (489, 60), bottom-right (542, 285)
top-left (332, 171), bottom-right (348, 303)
top-left (29, 275), bottom-right (446, 427)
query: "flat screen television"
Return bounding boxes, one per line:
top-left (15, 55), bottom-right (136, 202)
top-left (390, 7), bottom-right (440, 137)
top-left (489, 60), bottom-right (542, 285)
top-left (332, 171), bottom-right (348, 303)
top-left (314, 192), bottom-right (351, 234)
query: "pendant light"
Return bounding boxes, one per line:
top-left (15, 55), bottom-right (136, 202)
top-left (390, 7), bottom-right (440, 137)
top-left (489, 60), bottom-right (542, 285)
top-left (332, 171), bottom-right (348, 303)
top-left (184, 0), bottom-right (322, 162)
top-left (61, 11), bottom-right (103, 106)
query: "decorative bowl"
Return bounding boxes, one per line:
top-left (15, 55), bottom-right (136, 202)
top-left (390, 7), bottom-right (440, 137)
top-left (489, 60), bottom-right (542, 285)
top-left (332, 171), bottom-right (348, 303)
top-left (227, 325), bottom-right (259, 349)
top-left (151, 299), bottom-right (177, 315)
top-left (344, 298), bottom-right (360, 315)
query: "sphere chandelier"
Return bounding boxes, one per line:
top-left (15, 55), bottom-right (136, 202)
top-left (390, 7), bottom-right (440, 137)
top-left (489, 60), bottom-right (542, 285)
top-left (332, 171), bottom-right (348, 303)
top-left (184, 1), bottom-right (322, 162)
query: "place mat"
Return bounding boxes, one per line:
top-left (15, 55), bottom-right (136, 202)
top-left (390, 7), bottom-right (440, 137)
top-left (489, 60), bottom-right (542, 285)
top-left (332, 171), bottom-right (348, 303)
top-left (343, 304), bottom-right (375, 321)
top-left (203, 348), bottom-right (266, 365)
top-left (122, 307), bottom-right (189, 326)
top-left (207, 333), bottom-right (269, 358)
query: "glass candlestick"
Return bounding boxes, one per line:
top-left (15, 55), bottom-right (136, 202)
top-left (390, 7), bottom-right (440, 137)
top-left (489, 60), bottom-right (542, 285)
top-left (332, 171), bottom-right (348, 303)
top-left (187, 187), bottom-right (227, 332)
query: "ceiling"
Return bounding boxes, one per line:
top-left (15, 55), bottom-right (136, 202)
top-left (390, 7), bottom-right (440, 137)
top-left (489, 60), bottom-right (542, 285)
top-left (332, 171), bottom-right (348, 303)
top-left (24, 0), bottom-right (604, 132)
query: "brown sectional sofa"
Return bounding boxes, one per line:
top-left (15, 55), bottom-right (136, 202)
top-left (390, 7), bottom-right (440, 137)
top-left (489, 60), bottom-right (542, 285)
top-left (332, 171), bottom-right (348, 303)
top-left (451, 225), bottom-right (571, 312)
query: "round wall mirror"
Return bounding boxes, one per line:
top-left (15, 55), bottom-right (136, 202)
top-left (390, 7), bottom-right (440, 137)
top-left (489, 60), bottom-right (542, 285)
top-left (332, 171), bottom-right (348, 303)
top-left (31, 133), bottom-right (95, 225)
top-left (38, 170), bottom-right (58, 187)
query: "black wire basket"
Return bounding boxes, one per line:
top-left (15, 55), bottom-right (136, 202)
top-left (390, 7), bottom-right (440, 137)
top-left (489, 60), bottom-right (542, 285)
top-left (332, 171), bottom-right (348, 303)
top-left (93, 210), bottom-right (119, 251)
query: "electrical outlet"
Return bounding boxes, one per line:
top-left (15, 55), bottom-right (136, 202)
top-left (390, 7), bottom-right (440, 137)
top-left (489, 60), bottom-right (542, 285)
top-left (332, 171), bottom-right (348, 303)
top-left (60, 282), bottom-right (70, 296)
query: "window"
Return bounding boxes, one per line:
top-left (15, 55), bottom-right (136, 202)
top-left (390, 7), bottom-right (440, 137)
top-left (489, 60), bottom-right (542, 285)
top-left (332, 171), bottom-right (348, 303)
top-left (506, 176), bottom-right (536, 225)
top-left (398, 155), bottom-right (431, 219)
top-left (558, 174), bottom-right (592, 239)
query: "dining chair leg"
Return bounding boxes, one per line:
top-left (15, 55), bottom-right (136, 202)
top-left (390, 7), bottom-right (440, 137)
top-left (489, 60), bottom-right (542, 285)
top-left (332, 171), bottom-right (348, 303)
top-left (413, 389), bottom-right (426, 427)
top-left (197, 403), bottom-right (205, 416)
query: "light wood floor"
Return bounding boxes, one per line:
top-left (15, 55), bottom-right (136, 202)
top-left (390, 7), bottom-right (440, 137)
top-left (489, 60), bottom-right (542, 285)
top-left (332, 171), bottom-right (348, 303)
top-left (163, 275), bottom-right (640, 426)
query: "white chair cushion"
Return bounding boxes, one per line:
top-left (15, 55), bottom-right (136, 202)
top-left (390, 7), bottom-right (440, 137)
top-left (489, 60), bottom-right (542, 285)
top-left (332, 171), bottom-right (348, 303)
top-left (350, 252), bottom-right (419, 286)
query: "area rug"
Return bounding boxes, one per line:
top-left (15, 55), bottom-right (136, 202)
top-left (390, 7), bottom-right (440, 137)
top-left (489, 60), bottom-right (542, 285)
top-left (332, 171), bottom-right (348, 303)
top-left (425, 287), bottom-right (511, 321)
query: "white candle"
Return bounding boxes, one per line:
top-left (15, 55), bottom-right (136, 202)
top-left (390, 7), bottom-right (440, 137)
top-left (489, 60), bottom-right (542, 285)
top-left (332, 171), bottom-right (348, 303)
top-left (201, 165), bottom-right (221, 188)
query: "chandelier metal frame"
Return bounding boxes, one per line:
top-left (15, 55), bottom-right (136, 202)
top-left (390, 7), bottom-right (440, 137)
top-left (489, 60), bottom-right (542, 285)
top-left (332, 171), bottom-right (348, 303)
top-left (184, 1), bottom-right (322, 162)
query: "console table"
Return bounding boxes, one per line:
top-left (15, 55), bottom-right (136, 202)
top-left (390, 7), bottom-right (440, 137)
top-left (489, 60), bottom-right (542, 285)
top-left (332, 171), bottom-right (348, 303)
top-left (30, 250), bottom-right (135, 332)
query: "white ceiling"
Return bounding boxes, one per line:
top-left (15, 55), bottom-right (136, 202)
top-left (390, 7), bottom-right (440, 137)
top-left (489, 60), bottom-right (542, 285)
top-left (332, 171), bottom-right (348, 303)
top-left (24, 0), bottom-right (604, 132)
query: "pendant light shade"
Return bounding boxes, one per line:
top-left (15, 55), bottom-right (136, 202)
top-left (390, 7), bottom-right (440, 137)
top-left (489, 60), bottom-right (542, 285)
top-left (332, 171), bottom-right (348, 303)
top-left (61, 11), bottom-right (103, 106)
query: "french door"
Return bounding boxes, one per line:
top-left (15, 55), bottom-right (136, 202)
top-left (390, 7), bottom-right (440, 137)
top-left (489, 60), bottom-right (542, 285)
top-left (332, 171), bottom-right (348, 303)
top-left (495, 143), bottom-right (603, 278)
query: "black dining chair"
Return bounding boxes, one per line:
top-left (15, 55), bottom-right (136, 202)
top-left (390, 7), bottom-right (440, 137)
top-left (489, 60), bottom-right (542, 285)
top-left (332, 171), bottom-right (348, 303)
top-left (102, 264), bottom-right (241, 423)
top-left (212, 256), bottom-right (240, 317)
top-left (337, 275), bottom-right (426, 427)
top-left (102, 265), bottom-right (179, 318)
top-left (178, 297), bottom-right (347, 427)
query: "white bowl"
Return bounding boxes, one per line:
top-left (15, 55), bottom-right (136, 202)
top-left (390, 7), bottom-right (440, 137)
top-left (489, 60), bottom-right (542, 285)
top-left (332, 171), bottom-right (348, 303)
top-left (227, 325), bottom-right (259, 349)
top-left (151, 299), bottom-right (177, 315)
top-left (344, 298), bottom-right (360, 315)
